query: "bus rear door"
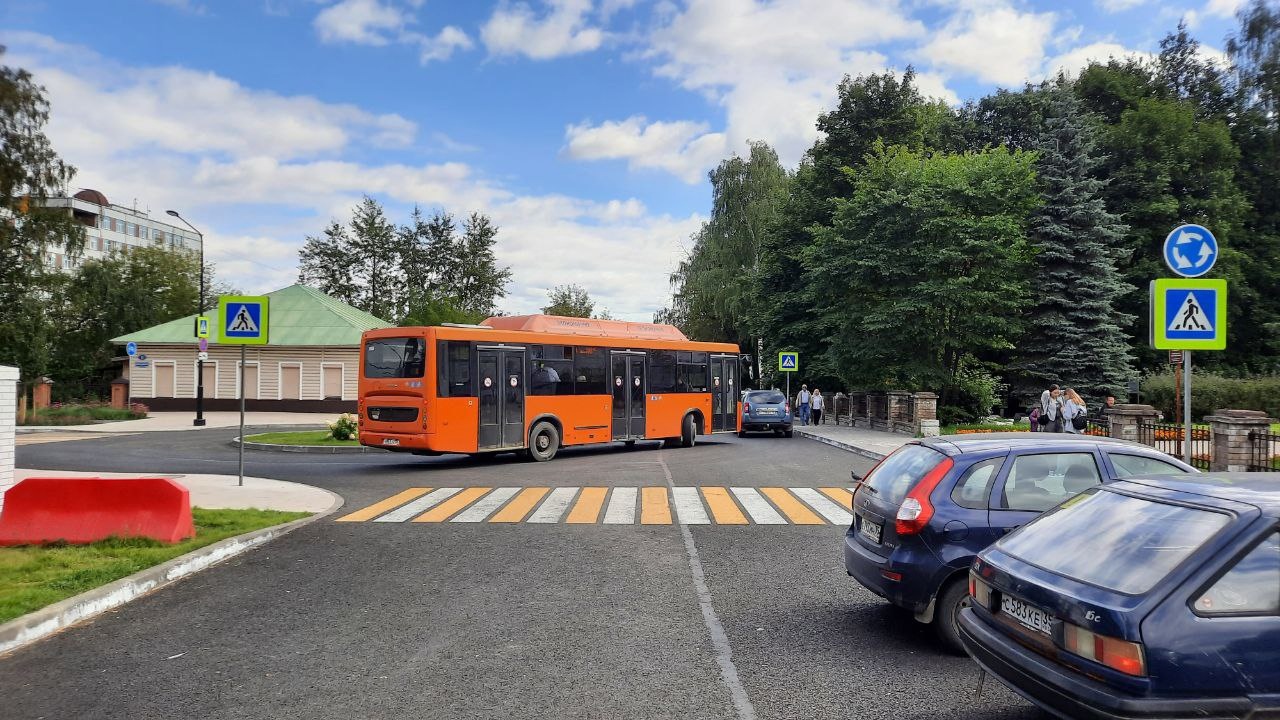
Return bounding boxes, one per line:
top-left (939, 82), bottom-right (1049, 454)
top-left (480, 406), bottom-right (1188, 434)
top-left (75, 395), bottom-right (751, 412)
top-left (477, 346), bottom-right (526, 450)
top-left (710, 354), bottom-right (739, 432)
top-left (611, 351), bottom-right (645, 440)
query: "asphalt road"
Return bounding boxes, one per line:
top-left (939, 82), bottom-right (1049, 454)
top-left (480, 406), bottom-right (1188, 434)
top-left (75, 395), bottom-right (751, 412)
top-left (5, 429), bottom-right (1047, 720)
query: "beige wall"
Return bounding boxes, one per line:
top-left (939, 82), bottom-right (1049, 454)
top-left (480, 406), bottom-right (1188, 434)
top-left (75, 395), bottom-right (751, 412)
top-left (126, 345), bottom-right (359, 401)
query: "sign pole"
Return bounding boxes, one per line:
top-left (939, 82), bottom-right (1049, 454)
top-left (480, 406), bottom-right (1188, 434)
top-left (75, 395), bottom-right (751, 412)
top-left (239, 344), bottom-right (246, 487)
top-left (1183, 350), bottom-right (1192, 466)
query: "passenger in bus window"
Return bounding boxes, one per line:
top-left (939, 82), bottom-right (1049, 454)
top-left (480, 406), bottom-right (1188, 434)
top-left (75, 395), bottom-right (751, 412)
top-left (532, 361), bottom-right (560, 393)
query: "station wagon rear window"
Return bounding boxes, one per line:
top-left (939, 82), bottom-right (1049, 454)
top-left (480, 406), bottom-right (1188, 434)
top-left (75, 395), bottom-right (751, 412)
top-left (999, 489), bottom-right (1231, 595)
top-left (863, 445), bottom-right (948, 506)
top-left (364, 338), bottom-right (426, 379)
top-left (746, 391), bottom-right (786, 404)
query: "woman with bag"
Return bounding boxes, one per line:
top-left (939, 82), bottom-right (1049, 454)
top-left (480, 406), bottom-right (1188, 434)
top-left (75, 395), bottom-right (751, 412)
top-left (1040, 385), bottom-right (1064, 433)
top-left (1063, 388), bottom-right (1089, 434)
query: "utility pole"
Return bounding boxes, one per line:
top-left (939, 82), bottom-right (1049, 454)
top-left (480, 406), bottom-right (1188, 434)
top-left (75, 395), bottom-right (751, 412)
top-left (166, 210), bottom-right (206, 426)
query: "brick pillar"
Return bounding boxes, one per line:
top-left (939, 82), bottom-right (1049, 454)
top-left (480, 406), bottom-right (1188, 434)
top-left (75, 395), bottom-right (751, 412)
top-left (915, 391), bottom-right (940, 437)
top-left (1206, 409), bottom-right (1276, 472)
top-left (1104, 404), bottom-right (1160, 443)
top-left (0, 365), bottom-right (18, 512)
top-left (887, 391), bottom-right (911, 434)
top-left (32, 377), bottom-right (52, 411)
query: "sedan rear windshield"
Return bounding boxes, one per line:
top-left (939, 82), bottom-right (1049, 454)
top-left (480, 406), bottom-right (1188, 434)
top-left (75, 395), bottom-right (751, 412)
top-left (999, 489), bottom-right (1231, 595)
top-left (364, 338), bottom-right (426, 379)
top-left (863, 444), bottom-right (947, 506)
top-left (747, 391), bottom-right (786, 404)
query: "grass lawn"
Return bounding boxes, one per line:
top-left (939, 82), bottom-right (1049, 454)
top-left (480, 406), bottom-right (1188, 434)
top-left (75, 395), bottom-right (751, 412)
top-left (242, 430), bottom-right (358, 446)
top-left (0, 508), bottom-right (309, 624)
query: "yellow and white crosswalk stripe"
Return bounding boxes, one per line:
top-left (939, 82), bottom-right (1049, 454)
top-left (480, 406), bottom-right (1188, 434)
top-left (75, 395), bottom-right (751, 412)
top-left (336, 486), bottom-right (862, 526)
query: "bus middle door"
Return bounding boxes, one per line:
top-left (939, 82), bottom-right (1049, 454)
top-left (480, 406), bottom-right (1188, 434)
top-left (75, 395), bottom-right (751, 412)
top-left (611, 351), bottom-right (645, 440)
top-left (477, 345), bottom-right (526, 450)
top-left (710, 355), bottom-right (739, 432)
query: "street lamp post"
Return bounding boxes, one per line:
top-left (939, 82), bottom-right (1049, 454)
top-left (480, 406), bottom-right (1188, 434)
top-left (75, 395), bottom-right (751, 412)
top-left (166, 210), bottom-right (206, 427)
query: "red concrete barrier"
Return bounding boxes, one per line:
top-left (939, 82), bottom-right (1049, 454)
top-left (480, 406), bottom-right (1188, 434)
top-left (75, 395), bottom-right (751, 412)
top-left (0, 477), bottom-right (195, 545)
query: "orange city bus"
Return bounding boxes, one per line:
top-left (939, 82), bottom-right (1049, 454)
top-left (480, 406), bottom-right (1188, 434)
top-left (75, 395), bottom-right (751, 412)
top-left (357, 314), bottom-right (742, 461)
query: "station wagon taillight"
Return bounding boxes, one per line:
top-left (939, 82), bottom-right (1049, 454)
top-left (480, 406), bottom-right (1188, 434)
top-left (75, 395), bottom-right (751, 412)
top-left (894, 457), bottom-right (955, 535)
top-left (744, 402), bottom-right (751, 414)
top-left (1062, 622), bottom-right (1147, 677)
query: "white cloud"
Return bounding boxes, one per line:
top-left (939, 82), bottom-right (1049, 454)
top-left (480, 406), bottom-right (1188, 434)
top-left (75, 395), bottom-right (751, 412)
top-left (413, 25), bottom-right (473, 62)
top-left (1204, 0), bottom-right (1244, 18)
top-left (1044, 41), bottom-right (1153, 78)
top-left (6, 32), bottom-right (693, 320)
top-left (1096, 0), bottom-right (1148, 12)
top-left (563, 116), bottom-right (727, 184)
top-left (917, 4), bottom-right (1057, 86)
top-left (314, 0), bottom-right (407, 45)
top-left (481, 0), bottom-right (606, 59)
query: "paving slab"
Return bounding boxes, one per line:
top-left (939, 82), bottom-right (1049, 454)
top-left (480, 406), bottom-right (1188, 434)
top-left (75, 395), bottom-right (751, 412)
top-left (13, 469), bottom-right (339, 513)
top-left (792, 423), bottom-right (912, 461)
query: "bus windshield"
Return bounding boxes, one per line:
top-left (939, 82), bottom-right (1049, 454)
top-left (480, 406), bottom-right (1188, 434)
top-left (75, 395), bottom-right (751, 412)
top-left (364, 338), bottom-right (426, 378)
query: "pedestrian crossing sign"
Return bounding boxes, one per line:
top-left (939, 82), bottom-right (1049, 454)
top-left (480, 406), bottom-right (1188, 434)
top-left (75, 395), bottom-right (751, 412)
top-left (217, 295), bottom-right (270, 345)
top-left (778, 351), bottom-right (799, 372)
top-left (1150, 278), bottom-right (1226, 350)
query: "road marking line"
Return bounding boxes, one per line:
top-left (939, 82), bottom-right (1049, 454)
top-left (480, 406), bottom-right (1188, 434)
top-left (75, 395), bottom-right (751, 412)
top-left (566, 487), bottom-right (608, 524)
top-left (730, 488), bottom-right (786, 524)
top-left (761, 488), bottom-right (824, 524)
top-left (413, 487), bottom-right (491, 522)
top-left (450, 487), bottom-right (521, 522)
top-left (819, 487), bottom-right (854, 510)
top-left (335, 488), bottom-right (430, 522)
top-left (490, 487), bottom-right (551, 523)
top-left (603, 487), bottom-right (637, 524)
top-left (641, 486), bottom-right (672, 525)
top-left (791, 488), bottom-right (853, 525)
top-left (374, 487), bottom-right (462, 523)
top-left (701, 487), bottom-right (748, 525)
top-left (671, 487), bottom-right (710, 524)
top-left (527, 487), bottom-right (579, 523)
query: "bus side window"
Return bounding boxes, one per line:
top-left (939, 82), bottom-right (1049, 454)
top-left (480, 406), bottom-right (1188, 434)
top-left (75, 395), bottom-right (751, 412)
top-left (437, 341), bottom-right (473, 397)
top-left (531, 345), bottom-right (573, 395)
top-left (677, 353), bottom-right (708, 392)
top-left (573, 346), bottom-right (608, 395)
top-left (649, 351), bottom-right (677, 393)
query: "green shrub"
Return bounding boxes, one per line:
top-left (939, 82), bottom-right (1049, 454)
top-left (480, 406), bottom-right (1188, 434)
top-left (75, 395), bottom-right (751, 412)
top-left (328, 414), bottom-right (358, 441)
top-left (937, 405), bottom-right (976, 426)
top-left (1142, 373), bottom-right (1280, 421)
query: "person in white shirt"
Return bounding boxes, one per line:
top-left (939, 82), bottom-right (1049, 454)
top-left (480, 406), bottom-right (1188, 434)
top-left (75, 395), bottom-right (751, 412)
top-left (797, 385), bottom-right (811, 425)
top-left (811, 388), bottom-right (825, 425)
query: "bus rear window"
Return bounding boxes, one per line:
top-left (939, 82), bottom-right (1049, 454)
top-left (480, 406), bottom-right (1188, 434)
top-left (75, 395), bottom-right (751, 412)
top-left (999, 489), bottom-right (1231, 595)
top-left (364, 338), bottom-right (425, 378)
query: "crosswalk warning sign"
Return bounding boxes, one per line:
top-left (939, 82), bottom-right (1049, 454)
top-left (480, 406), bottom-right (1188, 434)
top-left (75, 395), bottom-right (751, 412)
top-left (217, 295), bottom-right (270, 345)
top-left (778, 351), bottom-right (799, 372)
top-left (1150, 279), bottom-right (1225, 351)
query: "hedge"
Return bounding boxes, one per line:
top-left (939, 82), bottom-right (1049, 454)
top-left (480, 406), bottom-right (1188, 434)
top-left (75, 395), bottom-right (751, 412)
top-left (1141, 373), bottom-right (1280, 421)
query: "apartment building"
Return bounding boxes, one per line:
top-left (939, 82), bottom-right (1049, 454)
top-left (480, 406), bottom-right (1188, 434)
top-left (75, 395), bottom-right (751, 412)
top-left (39, 188), bottom-right (202, 271)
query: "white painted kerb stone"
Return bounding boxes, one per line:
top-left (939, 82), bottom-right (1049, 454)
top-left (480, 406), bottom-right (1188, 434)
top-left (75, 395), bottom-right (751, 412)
top-left (0, 365), bottom-right (18, 512)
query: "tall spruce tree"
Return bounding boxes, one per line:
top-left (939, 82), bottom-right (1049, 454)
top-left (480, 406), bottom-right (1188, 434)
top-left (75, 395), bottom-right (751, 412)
top-left (1015, 88), bottom-right (1133, 398)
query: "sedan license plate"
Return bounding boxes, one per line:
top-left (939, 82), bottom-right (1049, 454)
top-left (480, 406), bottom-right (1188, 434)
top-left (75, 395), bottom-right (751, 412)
top-left (858, 515), bottom-right (882, 544)
top-left (381, 438), bottom-right (400, 446)
top-left (1000, 594), bottom-right (1053, 636)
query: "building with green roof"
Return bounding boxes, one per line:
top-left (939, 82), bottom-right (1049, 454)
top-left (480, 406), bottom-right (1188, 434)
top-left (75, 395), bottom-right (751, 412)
top-left (111, 284), bottom-right (391, 411)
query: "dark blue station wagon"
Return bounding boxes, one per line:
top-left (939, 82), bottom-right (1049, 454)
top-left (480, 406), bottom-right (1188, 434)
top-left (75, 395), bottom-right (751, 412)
top-left (844, 433), bottom-right (1196, 652)
top-left (960, 473), bottom-right (1280, 720)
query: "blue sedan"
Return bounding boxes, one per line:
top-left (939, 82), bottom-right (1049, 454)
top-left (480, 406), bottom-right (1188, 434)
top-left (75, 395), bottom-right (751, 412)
top-left (960, 473), bottom-right (1280, 720)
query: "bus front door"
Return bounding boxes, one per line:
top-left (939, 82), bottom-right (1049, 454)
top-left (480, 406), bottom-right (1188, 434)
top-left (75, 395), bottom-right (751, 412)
top-left (710, 355), bottom-right (739, 432)
top-left (611, 352), bottom-right (646, 440)
top-left (477, 347), bottom-right (526, 450)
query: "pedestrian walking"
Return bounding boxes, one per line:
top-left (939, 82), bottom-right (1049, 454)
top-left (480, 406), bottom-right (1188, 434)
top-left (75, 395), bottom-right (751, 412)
top-left (797, 384), bottom-right (811, 425)
top-left (1039, 384), bottom-right (1065, 433)
top-left (1062, 389), bottom-right (1088, 434)
top-left (811, 389), bottom-right (824, 425)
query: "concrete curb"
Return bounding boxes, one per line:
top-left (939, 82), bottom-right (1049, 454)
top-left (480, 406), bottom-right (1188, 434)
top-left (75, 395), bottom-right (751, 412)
top-left (0, 489), bottom-right (345, 657)
top-left (230, 437), bottom-right (381, 454)
top-left (792, 427), bottom-right (889, 462)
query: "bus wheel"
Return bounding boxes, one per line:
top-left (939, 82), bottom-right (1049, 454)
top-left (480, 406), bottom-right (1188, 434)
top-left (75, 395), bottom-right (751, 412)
top-left (528, 421), bottom-right (560, 462)
top-left (681, 414), bottom-right (696, 448)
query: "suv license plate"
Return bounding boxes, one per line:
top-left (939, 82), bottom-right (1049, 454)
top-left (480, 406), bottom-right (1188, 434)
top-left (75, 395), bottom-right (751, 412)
top-left (382, 438), bottom-right (400, 446)
top-left (1001, 595), bottom-right (1052, 636)
top-left (859, 516), bottom-right (882, 544)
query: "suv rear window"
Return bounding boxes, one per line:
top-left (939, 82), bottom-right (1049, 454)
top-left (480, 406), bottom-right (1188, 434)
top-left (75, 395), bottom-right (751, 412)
top-left (747, 391), bottom-right (785, 404)
top-left (999, 489), bottom-right (1231, 595)
top-left (863, 444), bottom-right (947, 506)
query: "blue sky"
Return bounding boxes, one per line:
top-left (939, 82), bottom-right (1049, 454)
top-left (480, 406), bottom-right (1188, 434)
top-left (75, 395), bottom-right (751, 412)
top-left (2, 0), bottom-right (1243, 320)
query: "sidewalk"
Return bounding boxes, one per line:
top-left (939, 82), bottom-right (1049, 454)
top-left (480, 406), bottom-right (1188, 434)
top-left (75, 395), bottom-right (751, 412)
top-left (17, 411), bottom-right (338, 434)
top-left (12, 469), bottom-right (339, 513)
top-left (792, 423), bottom-right (912, 461)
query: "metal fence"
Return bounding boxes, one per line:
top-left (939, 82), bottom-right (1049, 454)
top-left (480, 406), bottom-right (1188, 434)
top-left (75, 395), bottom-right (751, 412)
top-left (1138, 422), bottom-right (1213, 470)
top-left (1083, 418), bottom-right (1109, 438)
top-left (1247, 429), bottom-right (1280, 472)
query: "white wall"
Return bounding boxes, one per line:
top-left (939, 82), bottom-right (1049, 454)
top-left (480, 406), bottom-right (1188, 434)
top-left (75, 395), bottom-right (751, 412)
top-left (0, 365), bottom-right (18, 511)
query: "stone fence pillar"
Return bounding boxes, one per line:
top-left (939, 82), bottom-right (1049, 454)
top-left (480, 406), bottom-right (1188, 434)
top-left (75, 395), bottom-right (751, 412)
top-left (888, 390), bottom-right (912, 434)
top-left (851, 392), bottom-right (870, 429)
top-left (915, 392), bottom-right (939, 437)
top-left (1206, 410), bottom-right (1276, 472)
top-left (1104, 404), bottom-right (1160, 444)
top-left (0, 365), bottom-right (18, 512)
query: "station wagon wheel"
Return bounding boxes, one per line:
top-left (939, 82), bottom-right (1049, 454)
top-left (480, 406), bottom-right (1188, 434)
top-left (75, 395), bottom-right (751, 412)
top-left (935, 577), bottom-right (971, 655)
top-left (528, 421), bottom-right (559, 462)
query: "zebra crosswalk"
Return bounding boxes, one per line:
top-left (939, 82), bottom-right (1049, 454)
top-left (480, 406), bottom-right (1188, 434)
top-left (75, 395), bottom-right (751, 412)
top-left (336, 486), bottom-right (857, 526)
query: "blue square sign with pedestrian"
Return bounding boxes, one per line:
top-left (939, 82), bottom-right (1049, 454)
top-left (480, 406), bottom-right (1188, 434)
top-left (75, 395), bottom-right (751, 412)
top-left (217, 295), bottom-right (270, 345)
top-left (1165, 288), bottom-right (1216, 341)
